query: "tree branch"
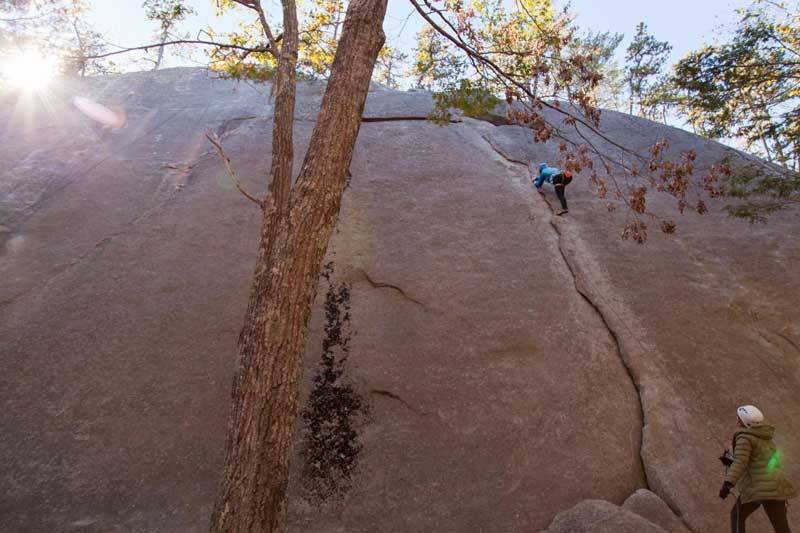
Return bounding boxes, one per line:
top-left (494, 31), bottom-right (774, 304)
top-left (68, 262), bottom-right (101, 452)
top-left (408, 0), bottom-right (644, 162)
top-left (267, 0), bottom-right (299, 216)
top-left (74, 39), bottom-right (277, 60)
top-left (230, 0), bottom-right (280, 59)
top-left (205, 133), bottom-right (265, 207)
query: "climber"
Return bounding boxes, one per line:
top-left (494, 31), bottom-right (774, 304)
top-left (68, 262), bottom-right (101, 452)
top-left (532, 162), bottom-right (572, 216)
top-left (719, 405), bottom-right (796, 533)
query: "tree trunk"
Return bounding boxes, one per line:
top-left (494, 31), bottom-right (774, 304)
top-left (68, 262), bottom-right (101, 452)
top-left (760, 132), bottom-right (774, 163)
top-left (154, 28), bottom-right (168, 70)
top-left (628, 79), bottom-right (634, 115)
top-left (209, 0), bottom-right (387, 530)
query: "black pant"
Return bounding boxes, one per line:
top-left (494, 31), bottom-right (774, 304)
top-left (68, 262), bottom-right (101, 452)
top-left (554, 183), bottom-right (567, 210)
top-left (731, 498), bottom-right (792, 533)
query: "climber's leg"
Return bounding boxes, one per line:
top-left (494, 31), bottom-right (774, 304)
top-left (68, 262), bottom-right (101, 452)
top-left (731, 498), bottom-right (760, 533)
top-left (554, 183), bottom-right (567, 211)
top-left (762, 500), bottom-right (791, 533)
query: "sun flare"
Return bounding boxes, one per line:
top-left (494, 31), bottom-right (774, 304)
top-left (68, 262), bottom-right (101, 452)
top-left (1, 48), bottom-right (59, 91)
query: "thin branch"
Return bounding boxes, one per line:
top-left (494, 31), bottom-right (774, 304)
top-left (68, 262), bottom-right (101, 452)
top-left (0, 8), bottom-right (60, 22)
top-left (409, 0), bottom-right (643, 162)
top-left (74, 39), bottom-right (276, 60)
top-left (229, 0), bottom-right (280, 59)
top-left (205, 133), bottom-right (265, 207)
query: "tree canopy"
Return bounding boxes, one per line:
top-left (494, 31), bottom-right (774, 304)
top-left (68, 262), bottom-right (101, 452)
top-left (671, 0), bottom-right (800, 218)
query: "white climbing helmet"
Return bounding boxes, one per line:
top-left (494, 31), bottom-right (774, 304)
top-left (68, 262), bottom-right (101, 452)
top-left (737, 405), bottom-right (764, 428)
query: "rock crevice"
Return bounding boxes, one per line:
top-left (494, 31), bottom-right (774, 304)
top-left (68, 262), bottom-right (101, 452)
top-left (369, 389), bottom-right (431, 415)
top-left (357, 269), bottom-right (428, 308)
top-left (477, 128), bottom-right (693, 532)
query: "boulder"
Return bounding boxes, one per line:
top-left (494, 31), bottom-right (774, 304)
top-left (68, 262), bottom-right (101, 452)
top-left (623, 489), bottom-right (690, 533)
top-left (542, 499), bottom-right (668, 533)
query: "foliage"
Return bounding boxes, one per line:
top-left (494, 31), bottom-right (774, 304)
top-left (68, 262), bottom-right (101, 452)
top-left (298, 0), bottom-right (346, 78)
top-left (0, 0), bottom-right (112, 76)
top-left (666, 0), bottom-right (800, 218)
top-left (429, 78), bottom-right (499, 123)
top-left (671, 1), bottom-right (800, 172)
top-left (142, 0), bottom-right (196, 70)
top-left (410, 24), bottom-right (465, 90)
top-left (143, 0), bottom-right (194, 33)
top-left (570, 30), bottom-right (624, 110)
top-left (466, 0), bottom-right (571, 98)
top-left (624, 22), bottom-right (672, 118)
top-left (211, 0), bottom-right (351, 81)
top-left (406, 0), bottom-right (718, 241)
top-left (719, 157), bottom-right (800, 221)
top-left (206, 22), bottom-right (277, 82)
top-left (0, 0), bottom-right (62, 45)
top-left (373, 43), bottom-right (407, 88)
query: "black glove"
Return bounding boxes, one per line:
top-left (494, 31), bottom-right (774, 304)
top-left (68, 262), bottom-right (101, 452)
top-left (719, 481), bottom-right (734, 499)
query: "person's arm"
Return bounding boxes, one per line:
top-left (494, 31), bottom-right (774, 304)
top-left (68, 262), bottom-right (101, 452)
top-left (534, 169), bottom-right (546, 188)
top-left (725, 435), bottom-right (753, 486)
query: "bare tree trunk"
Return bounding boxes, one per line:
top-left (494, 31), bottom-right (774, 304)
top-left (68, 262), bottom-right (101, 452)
top-left (209, 0), bottom-right (387, 530)
top-left (154, 28), bottom-right (169, 70)
top-left (628, 80), bottom-right (634, 115)
top-left (761, 133), bottom-right (774, 163)
top-left (71, 20), bottom-right (86, 77)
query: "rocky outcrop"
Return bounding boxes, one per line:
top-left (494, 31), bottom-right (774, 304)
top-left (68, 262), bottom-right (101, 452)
top-left (541, 490), bottom-right (692, 533)
top-left (542, 499), bottom-right (669, 533)
top-left (623, 489), bottom-right (691, 533)
top-left (1, 68), bottom-right (798, 532)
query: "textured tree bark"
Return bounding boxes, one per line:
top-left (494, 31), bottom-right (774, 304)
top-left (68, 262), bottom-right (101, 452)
top-left (209, 0), bottom-right (387, 531)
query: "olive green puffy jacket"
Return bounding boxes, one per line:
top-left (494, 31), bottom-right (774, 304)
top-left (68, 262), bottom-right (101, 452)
top-left (725, 425), bottom-right (797, 503)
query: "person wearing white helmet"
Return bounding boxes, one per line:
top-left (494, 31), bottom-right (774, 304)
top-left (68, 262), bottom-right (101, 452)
top-left (719, 405), bottom-right (796, 532)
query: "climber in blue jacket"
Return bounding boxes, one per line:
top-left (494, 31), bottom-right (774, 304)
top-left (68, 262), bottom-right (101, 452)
top-left (533, 162), bottom-right (572, 216)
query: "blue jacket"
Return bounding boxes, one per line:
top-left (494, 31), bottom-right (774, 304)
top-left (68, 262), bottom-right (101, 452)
top-left (534, 166), bottom-right (561, 188)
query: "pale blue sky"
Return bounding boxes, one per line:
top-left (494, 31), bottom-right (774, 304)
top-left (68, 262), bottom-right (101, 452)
top-left (85, 0), bottom-right (744, 71)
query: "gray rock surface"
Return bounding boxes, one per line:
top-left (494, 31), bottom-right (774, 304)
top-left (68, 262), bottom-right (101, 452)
top-left (1, 67), bottom-right (799, 532)
top-left (542, 499), bottom-right (668, 533)
top-left (623, 489), bottom-right (690, 533)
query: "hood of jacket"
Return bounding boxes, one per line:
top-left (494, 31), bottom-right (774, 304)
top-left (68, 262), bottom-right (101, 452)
top-left (736, 424), bottom-right (775, 441)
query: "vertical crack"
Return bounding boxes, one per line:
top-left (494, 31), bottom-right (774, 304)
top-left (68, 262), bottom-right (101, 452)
top-left (478, 131), bottom-right (695, 533)
top-left (541, 197), bottom-right (694, 533)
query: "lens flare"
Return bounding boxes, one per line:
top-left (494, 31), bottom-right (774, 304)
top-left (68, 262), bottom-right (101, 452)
top-left (72, 96), bottom-right (127, 129)
top-left (1, 48), bottom-right (59, 91)
top-left (767, 450), bottom-right (780, 474)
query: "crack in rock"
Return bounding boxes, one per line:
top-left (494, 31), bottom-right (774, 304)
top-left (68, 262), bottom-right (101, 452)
top-left (215, 115), bottom-right (459, 140)
top-left (480, 133), bottom-right (531, 168)
top-left (771, 328), bottom-right (800, 354)
top-left (370, 389), bottom-right (430, 415)
top-left (214, 115), bottom-right (261, 139)
top-left (482, 343), bottom-right (538, 358)
top-left (357, 269), bottom-right (427, 308)
top-left (541, 197), bottom-right (694, 533)
top-left (475, 127), bottom-right (695, 533)
top-left (361, 116), bottom-right (461, 123)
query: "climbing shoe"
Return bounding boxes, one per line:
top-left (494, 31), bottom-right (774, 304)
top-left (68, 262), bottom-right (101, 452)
top-left (556, 209), bottom-right (568, 216)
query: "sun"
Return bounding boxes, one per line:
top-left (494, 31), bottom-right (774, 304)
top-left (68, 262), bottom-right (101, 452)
top-left (1, 48), bottom-right (59, 91)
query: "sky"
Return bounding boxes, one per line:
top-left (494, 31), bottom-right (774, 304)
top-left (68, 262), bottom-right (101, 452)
top-left (84, 0), bottom-right (746, 73)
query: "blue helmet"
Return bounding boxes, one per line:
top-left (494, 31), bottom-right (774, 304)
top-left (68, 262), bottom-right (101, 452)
top-left (539, 162), bottom-right (548, 171)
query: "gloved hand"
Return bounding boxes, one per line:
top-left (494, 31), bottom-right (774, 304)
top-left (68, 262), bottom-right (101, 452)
top-left (719, 481), bottom-right (734, 499)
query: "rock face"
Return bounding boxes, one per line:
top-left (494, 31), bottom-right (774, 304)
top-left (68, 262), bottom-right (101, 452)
top-left (1, 68), bottom-right (799, 532)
